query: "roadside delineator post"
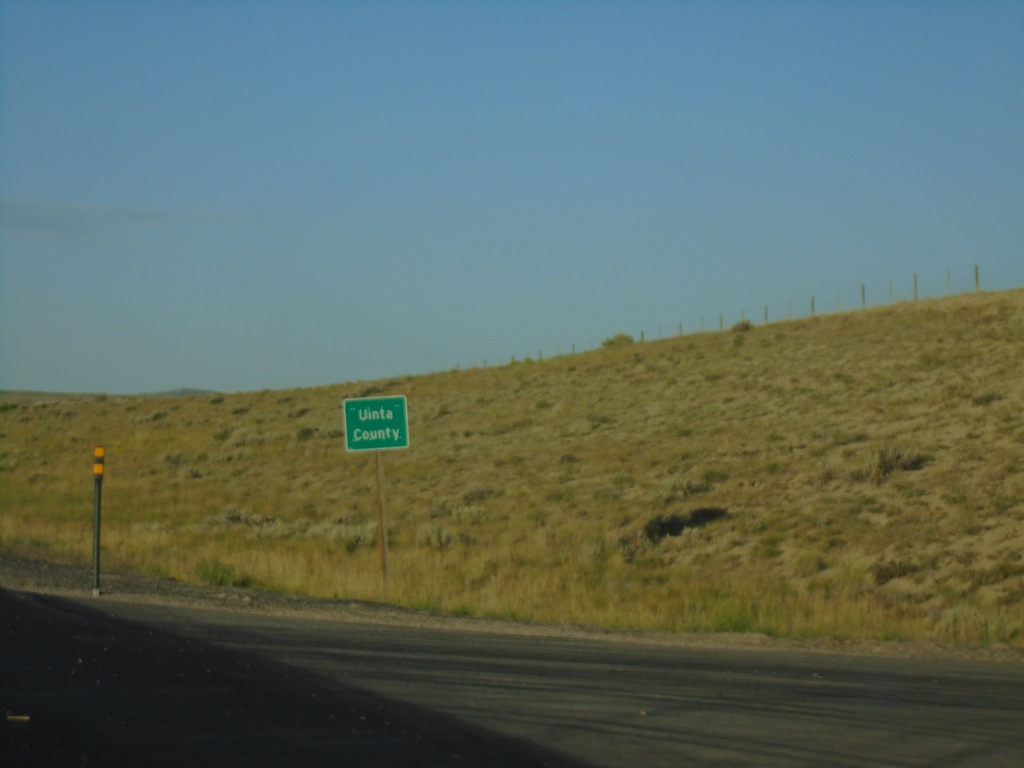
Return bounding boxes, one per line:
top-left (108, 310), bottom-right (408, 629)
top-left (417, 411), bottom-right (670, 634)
top-left (92, 446), bottom-right (104, 596)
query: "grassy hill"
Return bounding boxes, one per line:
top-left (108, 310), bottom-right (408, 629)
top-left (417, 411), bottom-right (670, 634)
top-left (3, 289), bottom-right (1023, 645)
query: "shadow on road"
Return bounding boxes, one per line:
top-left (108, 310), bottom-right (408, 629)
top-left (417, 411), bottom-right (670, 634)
top-left (0, 589), bottom-right (590, 768)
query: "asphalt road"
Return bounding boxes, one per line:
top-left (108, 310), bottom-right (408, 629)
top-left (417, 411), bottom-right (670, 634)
top-left (4, 589), bottom-right (1024, 767)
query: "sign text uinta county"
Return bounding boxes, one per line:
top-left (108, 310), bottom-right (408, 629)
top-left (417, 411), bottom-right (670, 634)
top-left (344, 396), bottom-right (409, 452)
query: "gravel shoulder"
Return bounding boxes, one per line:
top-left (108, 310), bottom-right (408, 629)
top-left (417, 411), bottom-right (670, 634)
top-left (3, 551), bottom-right (1022, 662)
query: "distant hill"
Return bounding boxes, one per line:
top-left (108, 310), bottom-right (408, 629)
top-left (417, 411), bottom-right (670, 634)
top-left (143, 388), bottom-right (220, 398)
top-left (1, 388), bottom-right (219, 406)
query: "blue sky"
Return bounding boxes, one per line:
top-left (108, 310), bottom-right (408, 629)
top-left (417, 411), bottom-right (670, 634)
top-left (2, 1), bottom-right (1022, 394)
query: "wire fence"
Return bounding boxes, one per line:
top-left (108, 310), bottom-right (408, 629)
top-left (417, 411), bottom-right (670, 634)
top-left (474, 263), bottom-right (1022, 368)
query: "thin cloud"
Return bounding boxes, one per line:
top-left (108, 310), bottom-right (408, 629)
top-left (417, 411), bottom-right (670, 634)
top-left (0, 198), bottom-right (186, 240)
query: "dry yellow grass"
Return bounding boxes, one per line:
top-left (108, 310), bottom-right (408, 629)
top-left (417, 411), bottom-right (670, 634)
top-left (2, 288), bottom-right (1023, 644)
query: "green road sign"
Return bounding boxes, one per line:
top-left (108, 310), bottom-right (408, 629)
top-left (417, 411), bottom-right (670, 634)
top-left (344, 396), bottom-right (409, 452)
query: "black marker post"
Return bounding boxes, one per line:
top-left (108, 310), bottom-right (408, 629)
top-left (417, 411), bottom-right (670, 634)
top-left (92, 446), bottom-right (104, 596)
